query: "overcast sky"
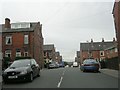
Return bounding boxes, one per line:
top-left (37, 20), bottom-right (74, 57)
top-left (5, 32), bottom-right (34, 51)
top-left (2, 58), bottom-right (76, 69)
top-left (0, 0), bottom-right (116, 62)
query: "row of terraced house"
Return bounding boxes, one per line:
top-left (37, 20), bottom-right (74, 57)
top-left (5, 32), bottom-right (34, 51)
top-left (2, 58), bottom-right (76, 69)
top-left (75, 1), bottom-right (120, 70)
top-left (0, 18), bottom-right (62, 69)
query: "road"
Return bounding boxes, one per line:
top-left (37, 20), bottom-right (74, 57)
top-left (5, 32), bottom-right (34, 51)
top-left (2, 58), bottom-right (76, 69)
top-left (2, 67), bottom-right (118, 88)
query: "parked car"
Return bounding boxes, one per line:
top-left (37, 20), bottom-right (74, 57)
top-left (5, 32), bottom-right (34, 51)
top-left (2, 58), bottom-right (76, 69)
top-left (73, 62), bottom-right (79, 67)
top-left (80, 59), bottom-right (100, 72)
top-left (48, 61), bottom-right (59, 69)
top-left (59, 61), bottom-right (65, 67)
top-left (2, 59), bottom-right (40, 83)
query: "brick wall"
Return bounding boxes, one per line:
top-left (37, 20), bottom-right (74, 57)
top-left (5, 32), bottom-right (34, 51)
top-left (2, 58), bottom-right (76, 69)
top-left (2, 32), bottom-right (33, 61)
top-left (113, 1), bottom-right (120, 63)
top-left (33, 22), bottom-right (44, 68)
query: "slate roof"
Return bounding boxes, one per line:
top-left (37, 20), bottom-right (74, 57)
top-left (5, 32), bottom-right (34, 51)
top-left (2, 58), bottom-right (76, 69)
top-left (43, 44), bottom-right (55, 51)
top-left (0, 22), bottom-right (38, 33)
top-left (80, 41), bottom-right (115, 51)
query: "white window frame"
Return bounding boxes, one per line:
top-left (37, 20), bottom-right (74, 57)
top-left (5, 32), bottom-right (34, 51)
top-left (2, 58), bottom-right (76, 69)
top-left (5, 50), bottom-right (11, 57)
top-left (115, 48), bottom-right (118, 53)
top-left (24, 35), bottom-right (29, 44)
top-left (100, 51), bottom-right (104, 56)
top-left (24, 52), bottom-right (28, 57)
top-left (6, 36), bottom-right (12, 45)
top-left (16, 50), bottom-right (21, 57)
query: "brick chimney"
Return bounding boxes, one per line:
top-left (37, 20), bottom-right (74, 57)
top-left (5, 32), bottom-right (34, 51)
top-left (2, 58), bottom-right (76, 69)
top-left (91, 39), bottom-right (93, 43)
top-left (102, 38), bottom-right (104, 42)
top-left (113, 37), bottom-right (116, 42)
top-left (5, 18), bottom-right (11, 29)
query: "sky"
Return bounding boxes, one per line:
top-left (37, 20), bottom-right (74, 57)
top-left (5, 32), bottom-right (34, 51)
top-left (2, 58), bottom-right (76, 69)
top-left (0, 0), bottom-right (116, 62)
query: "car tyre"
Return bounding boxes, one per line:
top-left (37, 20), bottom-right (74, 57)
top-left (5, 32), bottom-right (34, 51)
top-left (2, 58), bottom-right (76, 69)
top-left (37, 71), bottom-right (40, 77)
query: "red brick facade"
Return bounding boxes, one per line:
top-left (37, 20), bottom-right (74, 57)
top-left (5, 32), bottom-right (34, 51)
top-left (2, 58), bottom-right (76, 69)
top-left (113, 1), bottom-right (120, 63)
top-left (2, 19), bottom-right (44, 68)
top-left (80, 40), bottom-right (116, 64)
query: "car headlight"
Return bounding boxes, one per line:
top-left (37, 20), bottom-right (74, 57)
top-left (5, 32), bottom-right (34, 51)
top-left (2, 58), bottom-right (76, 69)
top-left (20, 70), bottom-right (27, 75)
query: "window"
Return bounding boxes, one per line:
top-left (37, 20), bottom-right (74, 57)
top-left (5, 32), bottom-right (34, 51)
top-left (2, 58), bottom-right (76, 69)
top-left (24, 35), bottom-right (29, 44)
top-left (5, 50), bottom-right (11, 57)
top-left (16, 49), bottom-right (21, 57)
top-left (100, 51), bottom-right (104, 56)
top-left (115, 48), bottom-right (118, 52)
top-left (24, 52), bottom-right (28, 57)
top-left (6, 36), bottom-right (12, 45)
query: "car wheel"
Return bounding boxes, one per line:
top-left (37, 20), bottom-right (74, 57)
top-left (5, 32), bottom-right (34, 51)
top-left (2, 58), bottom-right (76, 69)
top-left (37, 71), bottom-right (40, 77)
top-left (28, 73), bottom-right (33, 82)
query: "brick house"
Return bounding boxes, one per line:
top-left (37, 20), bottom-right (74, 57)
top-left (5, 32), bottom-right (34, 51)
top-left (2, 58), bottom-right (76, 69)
top-left (113, 1), bottom-right (120, 66)
top-left (105, 43), bottom-right (118, 59)
top-left (43, 44), bottom-right (56, 61)
top-left (1, 18), bottom-right (44, 68)
top-left (80, 39), bottom-right (116, 64)
top-left (55, 51), bottom-right (62, 63)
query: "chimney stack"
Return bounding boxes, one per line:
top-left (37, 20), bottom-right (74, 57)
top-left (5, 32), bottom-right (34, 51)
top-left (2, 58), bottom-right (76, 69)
top-left (91, 39), bottom-right (93, 43)
top-left (113, 37), bottom-right (116, 42)
top-left (5, 18), bottom-right (11, 29)
top-left (102, 38), bottom-right (104, 42)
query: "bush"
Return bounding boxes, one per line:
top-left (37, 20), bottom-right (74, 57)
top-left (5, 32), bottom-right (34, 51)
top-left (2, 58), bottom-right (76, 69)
top-left (106, 57), bottom-right (119, 70)
top-left (3, 57), bottom-right (11, 69)
top-left (15, 57), bottom-right (31, 60)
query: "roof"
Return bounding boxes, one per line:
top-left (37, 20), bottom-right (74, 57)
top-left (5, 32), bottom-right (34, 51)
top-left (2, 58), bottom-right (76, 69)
top-left (105, 43), bottom-right (118, 50)
top-left (43, 44), bottom-right (55, 51)
top-left (80, 41), bottom-right (116, 51)
top-left (0, 22), bottom-right (39, 33)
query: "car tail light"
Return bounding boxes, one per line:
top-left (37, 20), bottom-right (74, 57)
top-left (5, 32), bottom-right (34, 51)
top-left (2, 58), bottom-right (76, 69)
top-left (84, 64), bottom-right (90, 66)
top-left (94, 64), bottom-right (99, 68)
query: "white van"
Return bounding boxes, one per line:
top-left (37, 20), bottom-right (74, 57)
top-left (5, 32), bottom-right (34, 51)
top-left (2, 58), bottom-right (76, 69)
top-left (73, 62), bottom-right (78, 67)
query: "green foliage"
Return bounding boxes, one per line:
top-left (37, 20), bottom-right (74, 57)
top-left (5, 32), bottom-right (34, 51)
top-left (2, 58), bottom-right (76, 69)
top-left (3, 57), bottom-right (11, 69)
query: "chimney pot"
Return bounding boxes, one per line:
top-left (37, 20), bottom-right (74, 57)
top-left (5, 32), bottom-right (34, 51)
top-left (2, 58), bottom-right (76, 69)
top-left (102, 38), bottom-right (104, 42)
top-left (91, 39), bottom-right (93, 42)
top-left (5, 18), bottom-right (11, 29)
top-left (113, 37), bottom-right (116, 42)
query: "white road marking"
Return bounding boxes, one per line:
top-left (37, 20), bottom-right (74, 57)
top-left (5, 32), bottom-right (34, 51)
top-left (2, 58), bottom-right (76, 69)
top-left (57, 70), bottom-right (65, 88)
top-left (57, 77), bottom-right (63, 88)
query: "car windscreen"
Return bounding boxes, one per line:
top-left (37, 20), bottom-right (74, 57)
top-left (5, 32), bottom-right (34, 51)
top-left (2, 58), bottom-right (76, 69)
top-left (10, 60), bottom-right (30, 68)
top-left (83, 59), bottom-right (98, 64)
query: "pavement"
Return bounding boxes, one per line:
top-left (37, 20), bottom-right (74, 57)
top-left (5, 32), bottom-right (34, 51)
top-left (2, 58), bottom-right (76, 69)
top-left (100, 68), bottom-right (119, 78)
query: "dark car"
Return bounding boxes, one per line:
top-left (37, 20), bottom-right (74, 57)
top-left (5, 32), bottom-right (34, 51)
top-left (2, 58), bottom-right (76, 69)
top-left (59, 61), bottom-right (65, 67)
top-left (80, 59), bottom-right (100, 72)
top-left (2, 59), bottom-right (40, 83)
top-left (48, 61), bottom-right (59, 69)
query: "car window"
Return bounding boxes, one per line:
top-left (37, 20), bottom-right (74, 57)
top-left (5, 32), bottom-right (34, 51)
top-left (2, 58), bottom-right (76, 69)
top-left (83, 59), bottom-right (98, 64)
top-left (10, 60), bottom-right (30, 68)
top-left (31, 59), bottom-right (37, 65)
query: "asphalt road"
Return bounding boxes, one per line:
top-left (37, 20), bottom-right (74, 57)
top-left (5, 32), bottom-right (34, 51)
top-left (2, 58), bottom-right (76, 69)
top-left (2, 67), bottom-right (118, 88)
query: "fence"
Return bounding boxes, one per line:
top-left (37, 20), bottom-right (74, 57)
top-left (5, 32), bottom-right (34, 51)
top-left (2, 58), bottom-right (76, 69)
top-left (100, 57), bottom-right (119, 70)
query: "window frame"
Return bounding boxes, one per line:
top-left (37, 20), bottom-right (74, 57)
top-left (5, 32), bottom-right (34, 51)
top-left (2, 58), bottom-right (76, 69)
top-left (6, 36), bottom-right (12, 45)
top-left (100, 51), bottom-right (104, 56)
top-left (24, 52), bottom-right (28, 57)
top-left (24, 34), bottom-right (29, 44)
top-left (5, 50), bottom-right (11, 57)
top-left (16, 50), bottom-right (21, 57)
